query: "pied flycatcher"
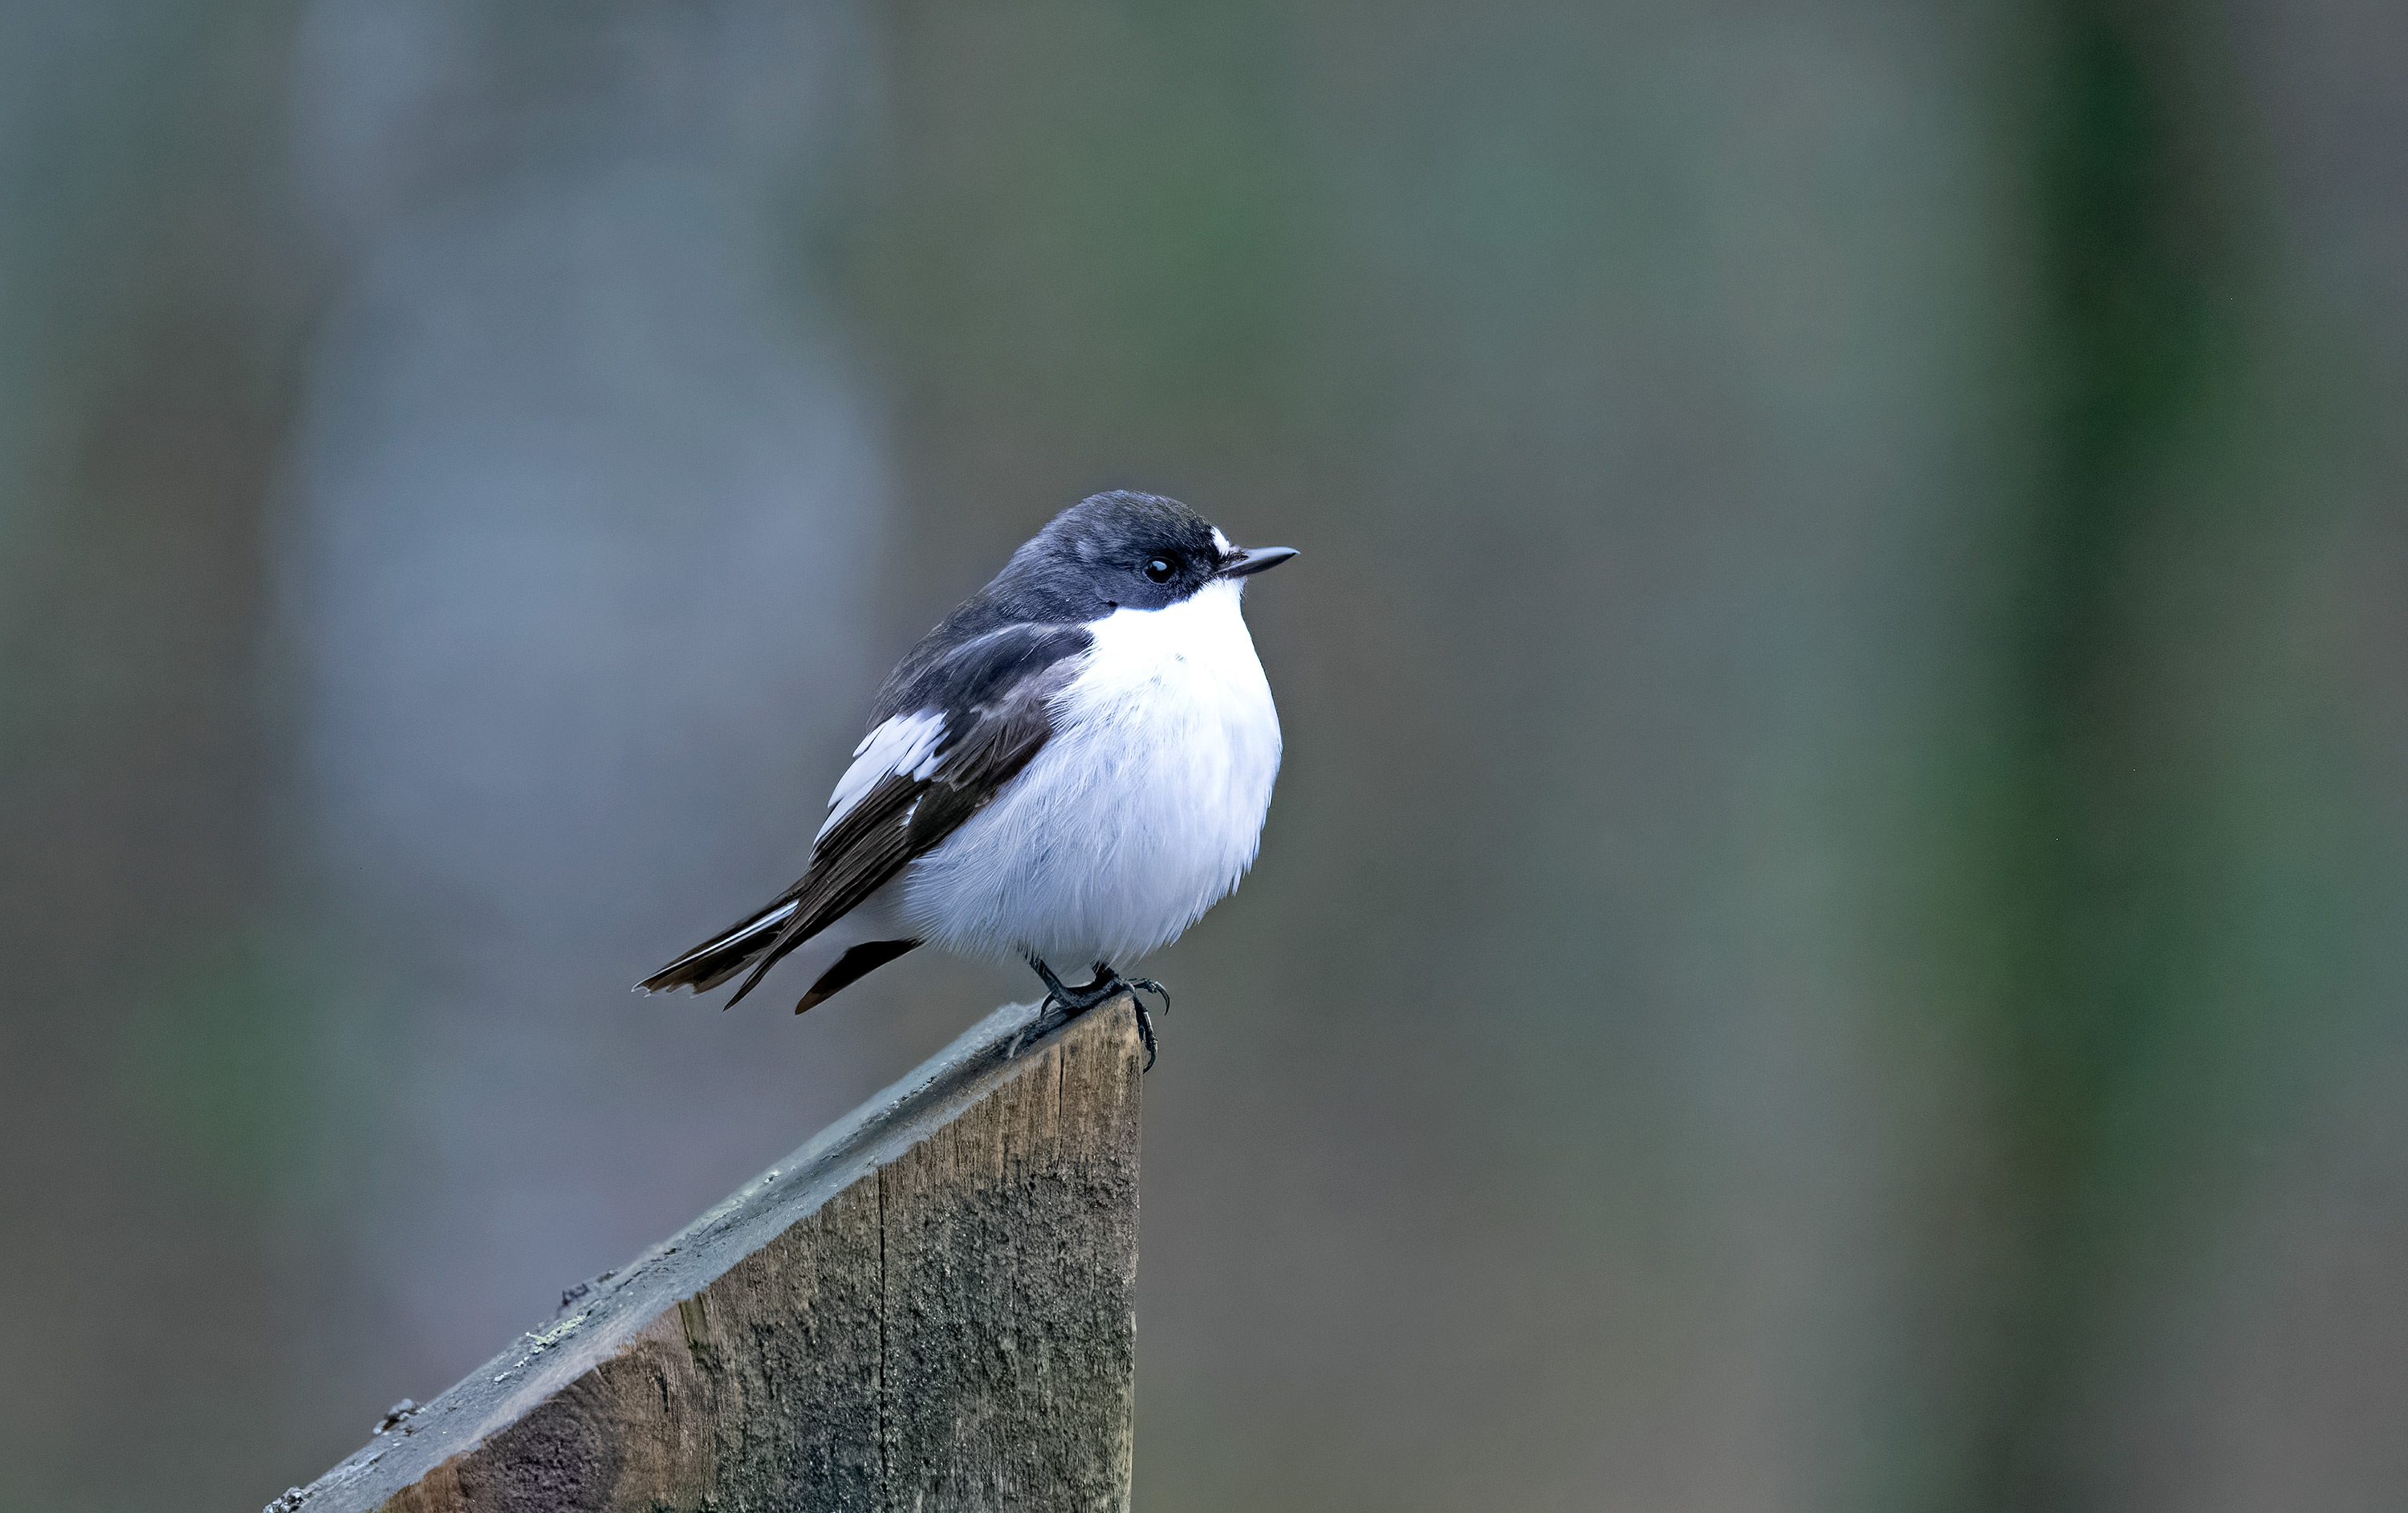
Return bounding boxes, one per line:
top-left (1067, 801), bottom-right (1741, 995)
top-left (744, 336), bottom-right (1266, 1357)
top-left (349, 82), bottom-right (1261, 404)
top-left (640, 490), bottom-right (1293, 1064)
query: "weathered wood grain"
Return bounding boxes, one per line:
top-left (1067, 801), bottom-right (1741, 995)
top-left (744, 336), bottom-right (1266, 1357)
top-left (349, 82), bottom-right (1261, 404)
top-left (274, 998), bottom-right (1141, 1513)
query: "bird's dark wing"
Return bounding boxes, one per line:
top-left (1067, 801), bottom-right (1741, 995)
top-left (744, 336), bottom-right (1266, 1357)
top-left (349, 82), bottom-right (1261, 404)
top-left (639, 622), bottom-right (1092, 1008)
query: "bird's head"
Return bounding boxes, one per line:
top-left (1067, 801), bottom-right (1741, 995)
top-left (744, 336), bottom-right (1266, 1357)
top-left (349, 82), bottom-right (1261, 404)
top-left (1009, 490), bottom-right (1296, 616)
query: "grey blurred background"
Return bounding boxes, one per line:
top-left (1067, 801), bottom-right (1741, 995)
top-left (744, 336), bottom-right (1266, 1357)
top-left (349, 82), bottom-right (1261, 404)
top-left (2, 1), bottom-right (2403, 1508)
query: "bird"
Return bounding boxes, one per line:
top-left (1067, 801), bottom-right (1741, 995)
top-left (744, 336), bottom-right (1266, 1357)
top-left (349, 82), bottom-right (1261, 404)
top-left (639, 490), bottom-right (1294, 1068)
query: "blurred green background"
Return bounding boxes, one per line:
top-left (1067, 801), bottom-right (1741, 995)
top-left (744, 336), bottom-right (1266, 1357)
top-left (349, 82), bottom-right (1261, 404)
top-left (3, 2), bottom-right (2404, 1508)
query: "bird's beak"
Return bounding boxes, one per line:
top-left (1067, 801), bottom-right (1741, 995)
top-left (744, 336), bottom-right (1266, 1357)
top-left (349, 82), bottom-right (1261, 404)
top-left (1218, 545), bottom-right (1298, 579)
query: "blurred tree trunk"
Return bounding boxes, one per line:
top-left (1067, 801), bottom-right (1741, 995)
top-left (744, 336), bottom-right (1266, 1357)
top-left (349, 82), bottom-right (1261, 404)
top-left (1926, 1), bottom-right (2408, 1508)
top-left (0, 4), bottom-right (319, 1508)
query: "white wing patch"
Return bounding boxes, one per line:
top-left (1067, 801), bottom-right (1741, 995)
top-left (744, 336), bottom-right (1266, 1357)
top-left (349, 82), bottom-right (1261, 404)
top-left (819, 709), bottom-right (946, 842)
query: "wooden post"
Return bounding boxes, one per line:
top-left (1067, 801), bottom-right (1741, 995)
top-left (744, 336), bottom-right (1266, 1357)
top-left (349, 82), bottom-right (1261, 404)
top-left (272, 998), bottom-right (1143, 1513)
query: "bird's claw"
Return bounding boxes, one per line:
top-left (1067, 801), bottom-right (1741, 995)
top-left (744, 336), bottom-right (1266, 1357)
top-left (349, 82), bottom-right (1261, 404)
top-left (1124, 978), bottom-right (1169, 1072)
top-left (1019, 957), bottom-right (1170, 1071)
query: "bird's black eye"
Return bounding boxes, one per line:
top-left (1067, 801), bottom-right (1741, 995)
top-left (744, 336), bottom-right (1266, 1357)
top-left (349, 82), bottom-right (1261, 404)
top-left (1145, 556), bottom-right (1176, 583)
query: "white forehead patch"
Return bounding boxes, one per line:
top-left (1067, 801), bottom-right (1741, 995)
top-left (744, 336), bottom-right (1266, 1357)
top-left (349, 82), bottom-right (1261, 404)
top-left (1210, 527), bottom-right (1233, 556)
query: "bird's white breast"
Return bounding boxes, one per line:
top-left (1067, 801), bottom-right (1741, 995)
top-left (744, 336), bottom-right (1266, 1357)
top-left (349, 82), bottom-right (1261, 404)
top-left (902, 577), bottom-right (1282, 964)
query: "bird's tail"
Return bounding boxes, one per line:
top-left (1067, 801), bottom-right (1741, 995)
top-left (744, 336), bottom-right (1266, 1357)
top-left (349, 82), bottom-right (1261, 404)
top-left (638, 899), bottom-right (802, 994)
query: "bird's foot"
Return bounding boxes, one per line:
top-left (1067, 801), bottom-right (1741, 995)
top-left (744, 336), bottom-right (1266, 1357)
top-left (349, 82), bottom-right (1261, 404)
top-left (1121, 977), bottom-right (1169, 1071)
top-left (1018, 957), bottom-right (1171, 1070)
